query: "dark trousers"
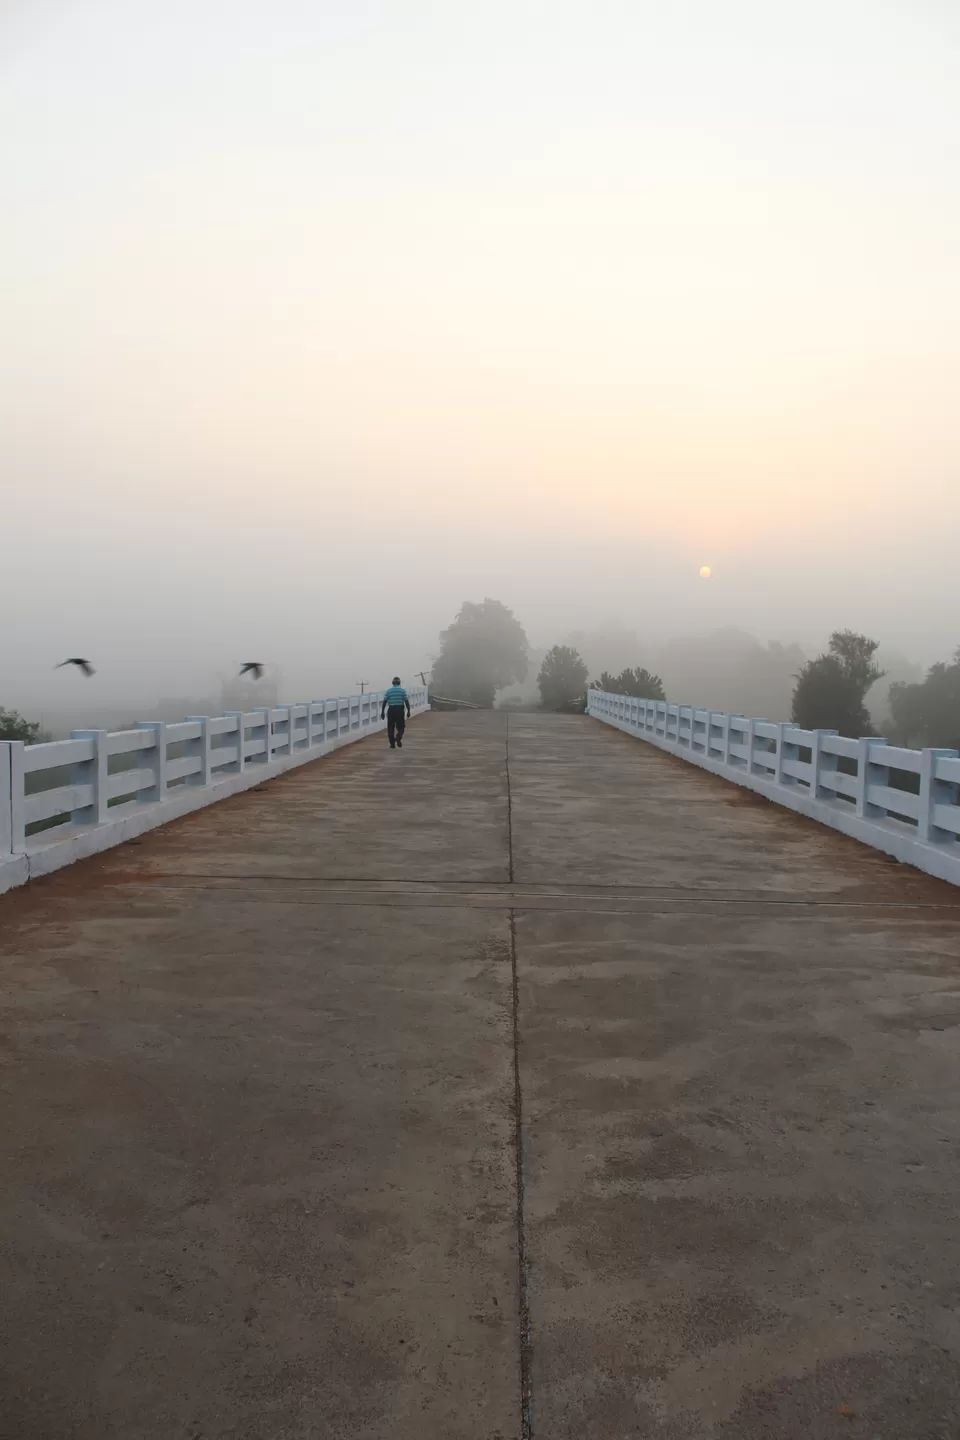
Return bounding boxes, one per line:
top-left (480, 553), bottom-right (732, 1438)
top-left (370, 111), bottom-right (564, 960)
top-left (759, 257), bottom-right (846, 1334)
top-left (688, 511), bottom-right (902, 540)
top-left (386, 705), bottom-right (407, 745)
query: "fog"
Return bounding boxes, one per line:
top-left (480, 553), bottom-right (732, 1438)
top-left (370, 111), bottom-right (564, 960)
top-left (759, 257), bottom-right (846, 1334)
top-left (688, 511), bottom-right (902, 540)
top-left (3, 1), bottom-right (959, 734)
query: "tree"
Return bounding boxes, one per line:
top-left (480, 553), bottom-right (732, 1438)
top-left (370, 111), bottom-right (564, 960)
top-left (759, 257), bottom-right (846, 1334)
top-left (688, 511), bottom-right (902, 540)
top-left (538, 646), bottom-right (588, 709)
top-left (594, 667), bottom-right (665, 700)
top-left (888, 649), bottom-right (960, 750)
top-left (828, 629), bottom-right (885, 698)
top-left (431, 599), bottom-right (529, 708)
top-left (864, 650), bottom-right (924, 732)
top-left (0, 708), bottom-right (46, 744)
top-left (792, 630), bottom-right (885, 736)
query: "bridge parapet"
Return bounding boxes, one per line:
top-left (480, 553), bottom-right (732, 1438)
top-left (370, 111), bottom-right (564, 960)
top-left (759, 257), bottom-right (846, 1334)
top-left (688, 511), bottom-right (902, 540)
top-left (0, 686), bottom-right (428, 894)
top-left (588, 688), bottom-right (960, 888)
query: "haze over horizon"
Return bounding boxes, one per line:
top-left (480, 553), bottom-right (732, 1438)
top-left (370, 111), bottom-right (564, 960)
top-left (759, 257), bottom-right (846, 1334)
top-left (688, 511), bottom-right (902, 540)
top-left (3, 0), bottom-right (959, 714)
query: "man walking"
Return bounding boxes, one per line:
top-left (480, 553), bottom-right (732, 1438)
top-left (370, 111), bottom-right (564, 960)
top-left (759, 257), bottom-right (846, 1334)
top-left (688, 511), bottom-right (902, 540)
top-left (381, 676), bottom-right (412, 749)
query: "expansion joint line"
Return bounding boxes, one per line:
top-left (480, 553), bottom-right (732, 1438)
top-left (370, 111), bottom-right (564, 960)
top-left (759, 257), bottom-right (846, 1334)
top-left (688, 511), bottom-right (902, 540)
top-left (505, 715), bottom-right (532, 1437)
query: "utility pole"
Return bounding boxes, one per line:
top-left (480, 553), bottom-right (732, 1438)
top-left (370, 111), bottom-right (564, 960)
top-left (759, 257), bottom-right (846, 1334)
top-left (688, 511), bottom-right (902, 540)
top-left (417, 671), bottom-right (428, 686)
top-left (356, 680), bottom-right (367, 695)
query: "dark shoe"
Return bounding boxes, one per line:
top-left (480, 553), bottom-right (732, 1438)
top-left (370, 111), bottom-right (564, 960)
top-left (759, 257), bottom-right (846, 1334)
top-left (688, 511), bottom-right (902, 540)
top-left (389, 742), bottom-right (396, 749)
top-left (396, 739), bottom-right (403, 747)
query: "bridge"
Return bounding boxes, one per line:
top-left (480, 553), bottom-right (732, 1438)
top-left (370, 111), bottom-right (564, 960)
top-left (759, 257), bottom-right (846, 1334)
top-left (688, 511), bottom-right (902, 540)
top-left (2, 697), bottom-right (960, 1437)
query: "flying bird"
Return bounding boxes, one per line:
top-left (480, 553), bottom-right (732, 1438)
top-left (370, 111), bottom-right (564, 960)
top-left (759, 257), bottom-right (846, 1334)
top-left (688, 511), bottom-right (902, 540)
top-left (56, 658), bottom-right (95, 676)
top-left (239, 662), bottom-right (265, 680)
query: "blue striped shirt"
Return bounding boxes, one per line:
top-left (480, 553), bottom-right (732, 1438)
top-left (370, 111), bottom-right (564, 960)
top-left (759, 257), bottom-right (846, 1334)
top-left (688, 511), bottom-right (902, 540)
top-left (382, 685), bottom-right (408, 708)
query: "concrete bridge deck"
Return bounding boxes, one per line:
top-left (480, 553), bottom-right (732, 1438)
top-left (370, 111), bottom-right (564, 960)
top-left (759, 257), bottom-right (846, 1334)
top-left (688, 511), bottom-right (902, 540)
top-left (2, 711), bottom-right (960, 1439)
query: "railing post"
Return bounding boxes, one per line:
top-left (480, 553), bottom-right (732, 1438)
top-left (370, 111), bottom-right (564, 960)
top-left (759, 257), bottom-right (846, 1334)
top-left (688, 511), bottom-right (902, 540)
top-left (70, 729), bottom-right (109, 824)
top-left (809, 729), bottom-right (837, 800)
top-left (9, 741), bottom-right (26, 851)
top-left (0, 742), bottom-right (10, 854)
top-left (301, 703), bottom-right (314, 750)
top-left (744, 719), bottom-right (771, 777)
top-left (776, 723), bottom-right (798, 788)
top-left (703, 711), bottom-right (715, 758)
top-left (745, 719), bottom-right (757, 775)
top-left (185, 717), bottom-right (212, 787)
top-left (855, 736), bottom-right (888, 818)
top-left (918, 748), bottom-right (959, 844)
top-left (225, 712), bottom-right (247, 774)
top-left (284, 705), bottom-right (297, 755)
top-left (252, 708), bottom-right (272, 764)
top-left (135, 723), bottom-right (167, 804)
top-left (70, 729), bottom-right (109, 825)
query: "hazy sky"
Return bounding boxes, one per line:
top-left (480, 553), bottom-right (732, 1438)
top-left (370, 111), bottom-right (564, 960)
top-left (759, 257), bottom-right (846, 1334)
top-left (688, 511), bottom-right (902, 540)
top-left (2, 0), bottom-right (958, 708)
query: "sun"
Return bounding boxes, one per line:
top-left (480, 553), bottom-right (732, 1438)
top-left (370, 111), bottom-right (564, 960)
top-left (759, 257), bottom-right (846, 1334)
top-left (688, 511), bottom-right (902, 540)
top-left (699, 565), bottom-right (712, 579)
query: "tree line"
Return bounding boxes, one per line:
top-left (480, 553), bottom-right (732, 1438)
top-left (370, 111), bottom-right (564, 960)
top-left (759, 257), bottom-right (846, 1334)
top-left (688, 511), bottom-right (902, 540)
top-left (427, 599), bottom-right (960, 745)
top-left (5, 600), bottom-right (958, 749)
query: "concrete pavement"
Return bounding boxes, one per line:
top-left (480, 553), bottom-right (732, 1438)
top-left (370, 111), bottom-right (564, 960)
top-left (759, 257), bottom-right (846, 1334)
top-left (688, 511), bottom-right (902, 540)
top-left (2, 711), bottom-right (960, 1438)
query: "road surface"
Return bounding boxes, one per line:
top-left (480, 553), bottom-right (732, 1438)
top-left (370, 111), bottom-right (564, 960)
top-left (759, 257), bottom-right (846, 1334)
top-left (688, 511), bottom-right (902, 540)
top-left (2, 712), bottom-right (959, 1438)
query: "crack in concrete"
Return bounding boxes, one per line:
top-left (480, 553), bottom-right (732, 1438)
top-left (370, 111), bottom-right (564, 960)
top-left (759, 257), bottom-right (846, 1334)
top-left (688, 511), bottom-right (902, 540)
top-left (507, 715), bottom-right (533, 1440)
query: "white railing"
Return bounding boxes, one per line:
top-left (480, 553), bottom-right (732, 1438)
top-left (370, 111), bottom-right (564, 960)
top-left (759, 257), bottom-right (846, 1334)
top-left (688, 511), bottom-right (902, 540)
top-left (0, 687), bottom-right (428, 894)
top-left (587, 689), bottom-right (960, 889)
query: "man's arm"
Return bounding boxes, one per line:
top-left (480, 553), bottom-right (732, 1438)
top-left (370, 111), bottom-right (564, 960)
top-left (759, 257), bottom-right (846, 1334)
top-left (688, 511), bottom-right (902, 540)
top-left (405, 694), bottom-right (412, 717)
top-left (381, 698), bottom-right (388, 719)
